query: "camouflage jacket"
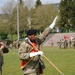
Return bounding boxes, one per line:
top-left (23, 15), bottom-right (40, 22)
top-left (18, 27), bottom-right (51, 74)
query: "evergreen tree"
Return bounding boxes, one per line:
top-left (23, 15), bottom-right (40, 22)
top-left (36, 0), bottom-right (41, 7)
top-left (19, 0), bottom-right (22, 4)
top-left (59, 0), bottom-right (75, 32)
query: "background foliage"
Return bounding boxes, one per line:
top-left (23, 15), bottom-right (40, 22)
top-left (58, 0), bottom-right (75, 32)
top-left (0, 0), bottom-right (58, 40)
top-left (1, 0), bottom-right (75, 40)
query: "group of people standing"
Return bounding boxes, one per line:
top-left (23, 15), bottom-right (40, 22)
top-left (57, 38), bottom-right (75, 49)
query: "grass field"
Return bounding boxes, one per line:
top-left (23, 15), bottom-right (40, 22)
top-left (2, 46), bottom-right (75, 75)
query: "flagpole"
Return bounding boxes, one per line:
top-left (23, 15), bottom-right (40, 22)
top-left (17, 0), bottom-right (20, 40)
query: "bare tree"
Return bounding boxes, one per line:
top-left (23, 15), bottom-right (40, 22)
top-left (22, 0), bottom-right (36, 11)
top-left (1, 0), bottom-right (16, 40)
top-left (1, 0), bottom-right (16, 15)
top-left (22, 0), bottom-right (36, 28)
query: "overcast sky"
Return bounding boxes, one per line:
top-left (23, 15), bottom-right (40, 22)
top-left (0, 0), bottom-right (61, 7)
top-left (0, 0), bottom-right (61, 13)
top-left (41, 0), bottom-right (60, 4)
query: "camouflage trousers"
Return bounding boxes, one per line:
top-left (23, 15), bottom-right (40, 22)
top-left (24, 72), bottom-right (39, 75)
top-left (24, 71), bottom-right (39, 75)
top-left (0, 71), bottom-right (2, 75)
top-left (0, 56), bottom-right (4, 75)
top-left (0, 64), bottom-right (2, 75)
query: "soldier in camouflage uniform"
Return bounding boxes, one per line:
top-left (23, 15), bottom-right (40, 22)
top-left (57, 39), bottom-right (62, 49)
top-left (0, 42), bottom-right (9, 75)
top-left (72, 38), bottom-right (75, 49)
top-left (18, 16), bottom-right (58, 75)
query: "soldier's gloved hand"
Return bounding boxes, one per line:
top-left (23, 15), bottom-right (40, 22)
top-left (37, 51), bottom-right (44, 56)
top-left (49, 15), bottom-right (58, 29)
top-left (30, 51), bottom-right (44, 57)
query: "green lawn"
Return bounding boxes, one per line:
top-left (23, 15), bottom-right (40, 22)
top-left (2, 46), bottom-right (75, 75)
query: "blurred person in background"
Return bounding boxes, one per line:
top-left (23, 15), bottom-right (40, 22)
top-left (0, 41), bottom-right (9, 75)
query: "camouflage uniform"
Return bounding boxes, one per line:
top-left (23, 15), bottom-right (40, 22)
top-left (64, 40), bottom-right (68, 49)
top-left (72, 38), bottom-right (75, 49)
top-left (57, 40), bottom-right (62, 49)
top-left (18, 27), bottom-right (51, 75)
top-left (0, 48), bottom-right (4, 75)
top-left (0, 42), bottom-right (9, 75)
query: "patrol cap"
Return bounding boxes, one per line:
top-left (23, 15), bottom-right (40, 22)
top-left (26, 29), bottom-right (37, 35)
